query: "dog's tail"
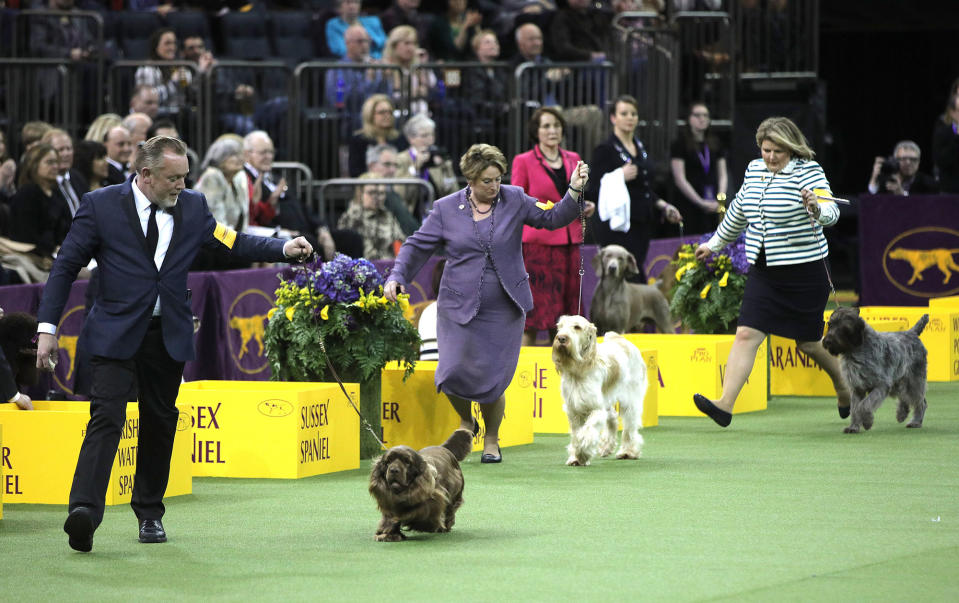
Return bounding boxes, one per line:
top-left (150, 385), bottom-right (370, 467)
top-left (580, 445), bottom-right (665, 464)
top-left (910, 314), bottom-right (930, 337)
top-left (442, 428), bottom-right (474, 462)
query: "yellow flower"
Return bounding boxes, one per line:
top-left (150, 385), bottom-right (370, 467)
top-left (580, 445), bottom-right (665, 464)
top-left (675, 261), bottom-right (697, 281)
top-left (267, 307), bottom-right (277, 320)
top-left (285, 306), bottom-right (296, 321)
top-left (700, 283), bottom-right (711, 298)
top-left (677, 251), bottom-right (694, 260)
top-left (397, 293), bottom-right (410, 312)
top-left (719, 271), bottom-right (729, 287)
top-left (320, 305), bottom-right (329, 320)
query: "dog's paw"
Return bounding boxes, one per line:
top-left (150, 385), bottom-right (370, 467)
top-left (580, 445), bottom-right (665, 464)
top-left (862, 416), bottom-right (874, 430)
top-left (843, 425), bottom-right (861, 434)
top-left (615, 452), bottom-right (638, 460)
top-left (375, 532), bottom-right (406, 542)
top-left (566, 457), bottom-right (587, 466)
top-left (896, 406), bottom-right (909, 423)
top-left (906, 421), bottom-right (923, 428)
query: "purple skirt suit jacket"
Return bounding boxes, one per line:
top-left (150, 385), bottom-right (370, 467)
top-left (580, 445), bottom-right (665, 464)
top-left (387, 184), bottom-right (582, 325)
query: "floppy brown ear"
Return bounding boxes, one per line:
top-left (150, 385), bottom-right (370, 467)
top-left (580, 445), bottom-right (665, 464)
top-left (591, 250), bottom-right (604, 276)
top-left (625, 252), bottom-right (640, 277)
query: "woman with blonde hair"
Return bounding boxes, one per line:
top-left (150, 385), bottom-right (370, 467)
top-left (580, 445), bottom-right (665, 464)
top-left (84, 113), bottom-right (123, 143)
top-left (381, 25), bottom-right (436, 117)
top-left (385, 143), bottom-right (590, 463)
top-left (347, 94), bottom-right (406, 177)
top-left (692, 116), bottom-right (849, 427)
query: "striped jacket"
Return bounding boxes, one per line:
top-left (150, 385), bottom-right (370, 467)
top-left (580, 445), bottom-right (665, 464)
top-left (705, 157), bottom-right (839, 266)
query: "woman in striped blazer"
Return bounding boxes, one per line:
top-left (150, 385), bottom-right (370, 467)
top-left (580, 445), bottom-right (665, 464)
top-left (691, 117), bottom-right (850, 427)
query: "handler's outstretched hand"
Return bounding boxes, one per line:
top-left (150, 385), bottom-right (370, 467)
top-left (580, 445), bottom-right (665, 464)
top-left (283, 236), bottom-right (313, 262)
top-left (570, 161), bottom-right (589, 191)
top-left (695, 243), bottom-right (712, 262)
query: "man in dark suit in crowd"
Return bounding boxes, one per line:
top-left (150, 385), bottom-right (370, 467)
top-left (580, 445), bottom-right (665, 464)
top-left (42, 128), bottom-right (88, 217)
top-left (35, 136), bottom-right (313, 553)
top-left (103, 126), bottom-right (132, 186)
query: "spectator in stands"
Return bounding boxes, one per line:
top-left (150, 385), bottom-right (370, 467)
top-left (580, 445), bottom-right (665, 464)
top-left (128, 0), bottom-right (178, 17)
top-left (74, 140), bottom-right (109, 193)
top-left (462, 30), bottom-right (510, 129)
top-left (381, 25), bottom-right (436, 116)
top-left (512, 106), bottom-right (595, 346)
top-left (194, 137), bottom-right (253, 270)
top-left (242, 130), bottom-right (348, 260)
top-left (324, 25), bottom-right (390, 135)
top-left (41, 128), bottom-right (87, 217)
top-left (0, 130), bottom-right (17, 208)
top-left (336, 174), bottom-right (406, 260)
top-left (395, 113), bottom-right (457, 217)
top-left (326, 0), bottom-right (387, 59)
top-left (380, 0), bottom-right (433, 52)
top-left (670, 101), bottom-right (728, 235)
top-left (366, 143), bottom-right (419, 235)
top-left (549, 0), bottom-right (613, 62)
top-left (146, 119), bottom-right (199, 184)
top-left (104, 126), bottom-right (133, 185)
top-left (129, 84), bottom-right (161, 120)
top-left (31, 0), bottom-right (102, 119)
top-left (181, 35), bottom-right (258, 135)
top-left (348, 94), bottom-right (406, 177)
top-left (587, 95), bottom-right (681, 281)
top-left (10, 144), bottom-right (72, 258)
top-left (123, 113), bottom-right (154, 147)
top-left (933, 93), bottom-right (959, 194)
top-left (135, 28), bottom-right (193, 118)
top-left (867, 141), bottom-right (938, 196)
top-left (490, 0), bottom-right (555, 39)
top-left (427, 0), bottom-right (483, 61)
top-left (84, 113), bottom-right (122, 144)
top-left (20, 121), bottom-right (52, 156)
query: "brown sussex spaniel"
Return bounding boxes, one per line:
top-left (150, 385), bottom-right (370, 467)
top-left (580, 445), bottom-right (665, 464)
top-left (368, 428), bottom-right (473, 542)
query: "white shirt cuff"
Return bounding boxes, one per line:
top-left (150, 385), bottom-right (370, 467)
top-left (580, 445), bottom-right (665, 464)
top-left (37, 322), bottom-right (57, 335)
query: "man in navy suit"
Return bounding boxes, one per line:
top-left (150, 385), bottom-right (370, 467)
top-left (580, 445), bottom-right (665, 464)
top-left (35, 137), bottom-right (313, 553)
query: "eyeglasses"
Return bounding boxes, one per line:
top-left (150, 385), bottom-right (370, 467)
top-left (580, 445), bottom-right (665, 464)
top-left (365, 189), bottom-right (387, 197)
top-left (378, 161), bottom-right (398, 168)
top-left (374, 109), bottom-right (393, 115)
top-left (690, 112), bottom-right (710, 118)
top-left (253, 149), bottom-right (275, 156)
top-left (896, 156), bottom-right (919, 163)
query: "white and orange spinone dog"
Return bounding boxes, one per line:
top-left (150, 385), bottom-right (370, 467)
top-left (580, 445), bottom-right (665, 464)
top-left (551, 314), bottom-right (647, 466)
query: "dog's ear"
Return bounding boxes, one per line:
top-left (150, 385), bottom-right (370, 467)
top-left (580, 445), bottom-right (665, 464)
top-left (850, 315), bottom-right (865, 348)
top-left (591, 250), bottom-right (604, 276)
top-left (851, 306), bottom-right (861, 316)
top-left (625, 252), bottom-right (640, 277)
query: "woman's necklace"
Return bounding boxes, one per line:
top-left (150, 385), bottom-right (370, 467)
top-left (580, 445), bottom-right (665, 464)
top-left (539, 145), bottom-right (560, 163)
top-left (465, 185), bottom-right (498, 286)
top-left (467, 185), bottom-right (496, 215)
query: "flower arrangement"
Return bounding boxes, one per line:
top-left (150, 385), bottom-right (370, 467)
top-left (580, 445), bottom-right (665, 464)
top-left (668, 232), bottom-right (749, 334)
top-left (263, 254), bottom-right (421, 383)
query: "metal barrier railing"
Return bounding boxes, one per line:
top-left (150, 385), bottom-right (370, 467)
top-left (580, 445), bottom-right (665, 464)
top-left (673, 11), bottom-right (735, 123)
top-left (611, 15), bottom-right (680, 164)
top-left (204, 60), bottom-right (293, 158)
top-left (290, 62), bottom-right (407, 181)
top-left (513, 61), bottom-right (616, 162)
top-left (316, 177), bottom-right (434, 226)
top-left (12, 9), bottom-right (105, 117)
top-left (108, 60), bottom-right (201, 149)
top-left (734, 0), bottom-right (818, 79)
top-left (272, 161), bottom-right (313, 219)
top-left (0, 59), bottom-right (80, 151)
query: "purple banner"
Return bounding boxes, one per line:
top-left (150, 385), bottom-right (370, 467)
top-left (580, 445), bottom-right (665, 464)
top-left (859, 195), bottom-right (959, 306)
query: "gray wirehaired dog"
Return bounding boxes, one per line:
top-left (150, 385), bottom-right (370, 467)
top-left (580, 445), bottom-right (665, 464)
top-left (822, 307), bottom-right (929, 434)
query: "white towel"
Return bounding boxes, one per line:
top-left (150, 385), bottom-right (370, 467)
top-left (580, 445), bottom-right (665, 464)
top-left (598, 168), bottom-right (630, 233)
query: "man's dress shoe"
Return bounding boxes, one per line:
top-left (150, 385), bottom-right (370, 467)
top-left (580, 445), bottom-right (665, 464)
top-left (139, 519), bottom-right (167, 543)
top-left (64, 507), bottom-right (94, 552)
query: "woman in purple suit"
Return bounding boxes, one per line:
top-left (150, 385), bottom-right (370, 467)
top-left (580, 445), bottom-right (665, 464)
top-left (385, 144), bottom-right (589, 463)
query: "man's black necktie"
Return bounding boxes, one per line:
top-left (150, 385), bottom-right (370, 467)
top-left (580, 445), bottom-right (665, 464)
top-left (146, 203), bottom-right (159, 259)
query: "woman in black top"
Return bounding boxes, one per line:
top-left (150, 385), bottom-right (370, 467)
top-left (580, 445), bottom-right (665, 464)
top-left (10, 143), bottom-right (72, 258)
top-left (587, 95), bottom-right (682, 280)
top-left (670, 101), bottom-right (728, 235)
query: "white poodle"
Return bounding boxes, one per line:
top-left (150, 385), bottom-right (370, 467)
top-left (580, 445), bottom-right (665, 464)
top-left (551, 315), bottom-right (647, 466)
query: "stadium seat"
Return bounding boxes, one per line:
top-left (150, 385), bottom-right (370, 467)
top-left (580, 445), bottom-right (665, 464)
top-left (118, 11), bottom-right (163, 60)
top-left (164, 10), bottom-right (213, 53)
top-left (217, 11), bottom-right (272, 60)
top-left (269, 10), bottom-right (315, 66)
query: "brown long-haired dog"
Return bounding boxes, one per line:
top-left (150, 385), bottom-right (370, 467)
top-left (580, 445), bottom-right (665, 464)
top-left (369, 428), bottom-right (473, 542)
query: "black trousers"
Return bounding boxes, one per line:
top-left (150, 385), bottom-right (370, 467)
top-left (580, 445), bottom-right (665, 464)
top-left (69, 317), bottom-right (184, 527)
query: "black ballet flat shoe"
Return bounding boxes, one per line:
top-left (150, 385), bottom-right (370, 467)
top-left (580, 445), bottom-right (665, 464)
top-left (480, 446), bottom-right (502, 464)
top-left (693, 394), bottom-right (732, 428)
top-left (838, 405), bottom-right (851, 419)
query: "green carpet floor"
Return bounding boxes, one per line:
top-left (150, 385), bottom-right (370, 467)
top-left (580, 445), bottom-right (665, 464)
top-left (2, 383), bottom-right (957, 601)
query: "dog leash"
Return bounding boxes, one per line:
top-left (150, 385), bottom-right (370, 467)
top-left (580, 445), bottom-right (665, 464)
top-left (294, 254), bottom-right (387, 451)
top-left (805, 194), bottom-right (844, 310)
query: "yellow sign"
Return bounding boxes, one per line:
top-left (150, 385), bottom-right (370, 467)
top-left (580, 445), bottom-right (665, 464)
top-left (381, 361), bottom-right (533, 452)
top-left (176, 381), bottom-right (360, 478)
top-left (507, 346), bottom-right (659, 434)
top-left (624, 334), bottom-right (767, 416)
top-left (930, 295), bottom-right (959, 309)
top-left (0, 401), bottom-right (192, 505)
top-left (856, 306), bottom-right (959, 382)
top-left (1, 425), bottom-right (4, 520)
